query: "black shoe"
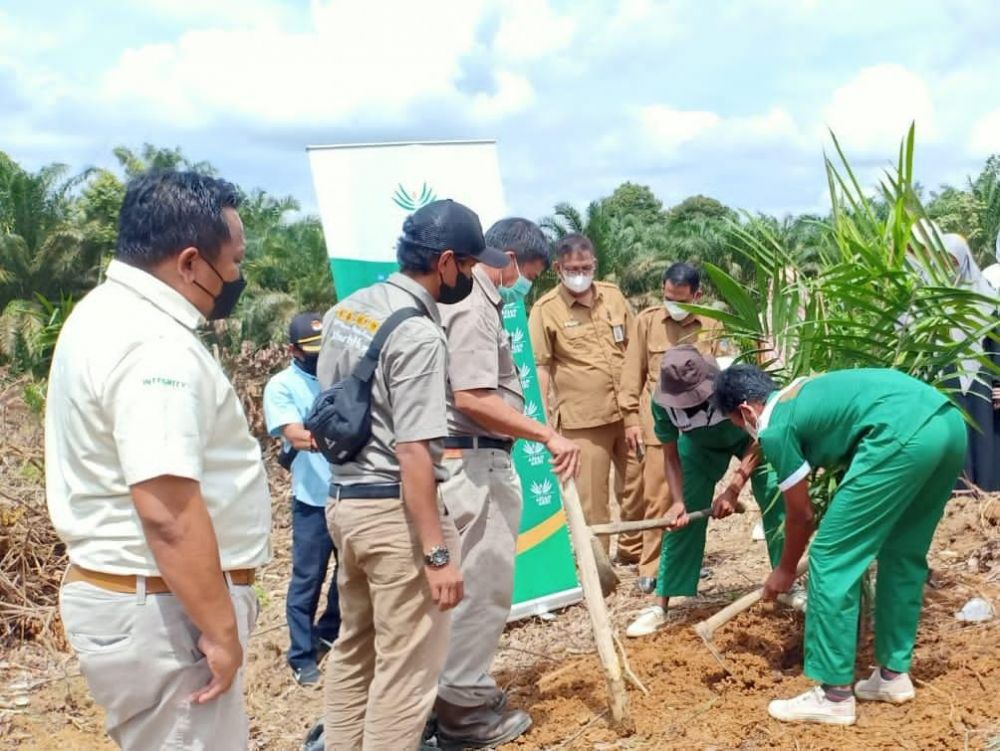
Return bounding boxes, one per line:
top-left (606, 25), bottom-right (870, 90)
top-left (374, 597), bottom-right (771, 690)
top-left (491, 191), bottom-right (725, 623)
top-left (636, 577), bottom-right (656, 594)
top-left (301, 721), bottom-right (324, 751)
top-left (315, 637), bottom-right (334, 665)
top-left (293, 662), bottom-right (322, 686)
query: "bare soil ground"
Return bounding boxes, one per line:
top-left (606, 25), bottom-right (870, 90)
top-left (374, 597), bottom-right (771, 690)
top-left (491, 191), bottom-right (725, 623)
top-left (3, 367), bottom-right (999, 750)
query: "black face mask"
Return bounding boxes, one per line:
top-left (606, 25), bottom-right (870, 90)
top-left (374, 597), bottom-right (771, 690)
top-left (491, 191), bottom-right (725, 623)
top-left (296, 353), bottom-right (319, 376)
top-left (439, 266), bottom-right (474, 305)
top-left (194, 256), bottom-right (246, 320)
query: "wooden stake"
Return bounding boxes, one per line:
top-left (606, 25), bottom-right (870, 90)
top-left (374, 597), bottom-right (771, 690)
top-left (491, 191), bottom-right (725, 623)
top-left (561, 479), bottom-right (634, 735)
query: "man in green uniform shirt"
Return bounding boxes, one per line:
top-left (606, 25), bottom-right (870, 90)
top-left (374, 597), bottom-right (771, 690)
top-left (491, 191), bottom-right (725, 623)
top-left (626, 346), bottom-right (787, 637)
top-left (714, 365), bottom-right (967, 726)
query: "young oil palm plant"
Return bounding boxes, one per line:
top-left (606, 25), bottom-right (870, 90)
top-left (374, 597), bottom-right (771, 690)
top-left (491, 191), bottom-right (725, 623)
top-left (691, 125), bottom-right (996, 392)
top-left (688, 125), bottom-right (997, 536)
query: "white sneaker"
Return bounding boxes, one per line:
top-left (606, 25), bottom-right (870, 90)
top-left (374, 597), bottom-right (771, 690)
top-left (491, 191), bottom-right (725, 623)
top-left (625, 606), bottom-right (667, 638)
top-left (854, 668), bottom-right (916, 704)
top-left (776, 584), bottom-right (808, 612)
top-left (768, 686), bottom-right (857, 725)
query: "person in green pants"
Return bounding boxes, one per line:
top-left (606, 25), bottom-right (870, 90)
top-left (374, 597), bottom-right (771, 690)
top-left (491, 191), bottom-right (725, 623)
top-left (713, 364), bottom-right (967, 726)
top-left (625, 345), bottom-right (787, 638)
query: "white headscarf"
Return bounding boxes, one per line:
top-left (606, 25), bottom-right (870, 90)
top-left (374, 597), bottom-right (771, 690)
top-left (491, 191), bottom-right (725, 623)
top-left (941, 233), bottom-right (994, 393)
top-left (982, 230), bottom-right (1000, 292)
top-left (942, 233), bottom-right (995, 298)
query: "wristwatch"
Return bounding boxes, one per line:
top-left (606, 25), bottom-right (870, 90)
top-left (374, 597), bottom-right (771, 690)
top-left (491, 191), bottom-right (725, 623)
top-left (424, 546), bottom-right (450, 569)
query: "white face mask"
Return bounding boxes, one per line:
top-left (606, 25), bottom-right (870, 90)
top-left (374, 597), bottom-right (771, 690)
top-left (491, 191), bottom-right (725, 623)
top-left (740, 404), bottom-right (760, 440)
top-left (664, 300), bottom-right (689, 321)
top-left (562, 272), bottom-right (593, 294)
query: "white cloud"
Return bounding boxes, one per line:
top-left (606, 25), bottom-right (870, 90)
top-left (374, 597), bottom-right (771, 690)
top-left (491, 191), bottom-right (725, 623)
top-left (493, 0), bottom-right (576, 61)
top-left (470, 71), bottom-right (535, 121)
top-left (99, 0), bottom-right (529, 128)
top-left (132, 0), bottom-right (292, 28)
top-left (638, 104), bottom-right (803, 155)
top-left (969, 109), bottom-right (1000, 156)
top-left (823, 63), bottom-right (935, 152)
top-left (638, 106), bottom-right (721, 154)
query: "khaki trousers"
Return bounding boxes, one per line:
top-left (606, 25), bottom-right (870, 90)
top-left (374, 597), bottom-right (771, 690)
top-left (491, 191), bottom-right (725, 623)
top-left (324, 495), bottom-right (460, 751)
top-left (563, 420), bottom-right (642, 553)
top-left (59, 578), bottom-right (258, 751)
top-left (437, 449), bottom-right (522, 707)
top-left (616, 444), bottom-right (645, 564)
top-left (639, 443), bottom-right (673, 577)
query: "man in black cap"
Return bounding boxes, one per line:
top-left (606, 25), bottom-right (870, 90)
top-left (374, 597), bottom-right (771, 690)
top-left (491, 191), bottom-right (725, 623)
top-left (315, 200), bottom-right (509, 751)
top-left (625, 345), bottom-right (787, 638)
top-left (263, 312), bottom-right (340, 686)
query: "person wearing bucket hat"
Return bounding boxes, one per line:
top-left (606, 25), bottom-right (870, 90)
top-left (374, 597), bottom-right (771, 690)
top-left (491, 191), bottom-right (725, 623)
top-left (625, 345), bottom-right (787, 638)
top-left (263, 312), bottom-right (340, 686)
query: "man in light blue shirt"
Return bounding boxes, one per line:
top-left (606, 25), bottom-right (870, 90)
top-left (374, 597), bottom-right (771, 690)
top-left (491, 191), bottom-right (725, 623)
top-left (264, 312), bottom-right (340, 686)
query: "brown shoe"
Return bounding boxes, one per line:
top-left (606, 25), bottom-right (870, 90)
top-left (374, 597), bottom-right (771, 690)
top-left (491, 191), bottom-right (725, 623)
top-left (435, 697), bottom-right (532, 748)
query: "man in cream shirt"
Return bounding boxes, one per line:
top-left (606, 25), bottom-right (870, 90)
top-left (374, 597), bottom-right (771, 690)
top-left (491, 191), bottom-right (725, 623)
top-left (46, 170), bottom-right (271, 750)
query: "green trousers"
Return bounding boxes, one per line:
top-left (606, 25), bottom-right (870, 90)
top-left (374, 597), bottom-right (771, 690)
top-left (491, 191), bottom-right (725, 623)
top-left (804, 404), bottom-right (967, 685)
top-left (656, 429), bottom-right (785, 598)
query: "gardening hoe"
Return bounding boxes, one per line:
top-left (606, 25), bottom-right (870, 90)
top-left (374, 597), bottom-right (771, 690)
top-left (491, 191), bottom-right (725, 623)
top-left (589, 501), bottom-right (747, 597)
top-left (693, 555), bottom-right (809, 670)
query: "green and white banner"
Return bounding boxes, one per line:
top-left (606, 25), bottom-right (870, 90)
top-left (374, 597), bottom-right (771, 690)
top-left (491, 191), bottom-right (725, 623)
top-left (306, 140), bottom-right (580, 619)
top-left (502, 299), bottom-right (582, 619)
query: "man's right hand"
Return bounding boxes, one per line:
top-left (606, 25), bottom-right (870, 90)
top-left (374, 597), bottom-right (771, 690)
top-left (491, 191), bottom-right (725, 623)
top-left (425, 563), bottom-right (464, 611)
top-left (624, 425), bottom-right (644, 455)
top-left (545, 431), bottom-right (582, 480)
top-left (191, 631), bottom-right (243, 704)
top-left (664, 501), bottom-right (689, 531)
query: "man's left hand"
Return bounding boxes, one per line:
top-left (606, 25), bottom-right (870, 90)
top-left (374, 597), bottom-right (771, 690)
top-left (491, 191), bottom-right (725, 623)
top-left (762, 565), bottom-right (797, 601)
top-left (711, 486), bottom-right (739, 518)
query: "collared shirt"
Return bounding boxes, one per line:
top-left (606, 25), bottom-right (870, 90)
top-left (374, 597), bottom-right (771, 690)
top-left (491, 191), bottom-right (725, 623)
top-left (619, 306), bottom-right (726, 444)
top-left (758, 368), bottom-right (949, 492)
top-left (44, 260), bottom-right (271, 576)
top-left (440, 265), bottom-right (524, 438)
top-left (316, 272), bottom-right (450, 485)
top-left (263, 361), bottom-right (332, 506)
top-left (528, 281), bottom-right (634, 429)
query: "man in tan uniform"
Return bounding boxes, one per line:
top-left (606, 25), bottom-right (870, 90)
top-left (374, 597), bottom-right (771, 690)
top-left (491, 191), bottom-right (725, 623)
top-left (316, 199), bottom-right (509, 751)
top-left (528, 233), bottom-right (642, 550)
top-left (435, 218), bottom-right (581, 747)
top-left (619, 262), bottom-right (726, 592)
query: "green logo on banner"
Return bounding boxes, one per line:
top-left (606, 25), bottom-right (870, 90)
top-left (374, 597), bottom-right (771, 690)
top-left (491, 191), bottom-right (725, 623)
top-left (392, 182), bottom-right (437, 211)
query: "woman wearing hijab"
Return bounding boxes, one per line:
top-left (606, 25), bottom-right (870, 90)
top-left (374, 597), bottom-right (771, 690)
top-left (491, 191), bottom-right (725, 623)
top-left (941, 233), bottom-right (1000, 491)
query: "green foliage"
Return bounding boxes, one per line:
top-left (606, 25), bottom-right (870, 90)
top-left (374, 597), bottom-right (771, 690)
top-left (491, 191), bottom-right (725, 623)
top-left (0, 145), bottom-right (337, 371)
top-left (926, 154), bottom-right (1000, 267)
top-left (689, 125), bottom-right (997, 521)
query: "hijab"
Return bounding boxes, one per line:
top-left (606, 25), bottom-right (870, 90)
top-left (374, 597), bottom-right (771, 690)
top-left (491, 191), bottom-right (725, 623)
top-left (942, 233), bottom-right (994, 393)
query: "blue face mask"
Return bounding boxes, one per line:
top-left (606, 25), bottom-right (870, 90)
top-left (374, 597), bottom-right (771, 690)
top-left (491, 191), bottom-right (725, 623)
top-left (499, 257), bottom-right (533, 303)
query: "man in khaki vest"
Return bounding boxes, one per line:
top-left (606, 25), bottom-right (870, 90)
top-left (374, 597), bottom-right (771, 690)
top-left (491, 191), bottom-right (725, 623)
top-left (619, 262), bottom-right (726, 592)
top-left (528, 233), bottom-right (642, 550)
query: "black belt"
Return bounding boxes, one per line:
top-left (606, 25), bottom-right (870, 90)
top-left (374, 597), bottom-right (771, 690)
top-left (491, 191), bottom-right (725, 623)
top-left (330, 483), bottom-right (401, 499)
top-left (443, 436), bottom-right (514, 452)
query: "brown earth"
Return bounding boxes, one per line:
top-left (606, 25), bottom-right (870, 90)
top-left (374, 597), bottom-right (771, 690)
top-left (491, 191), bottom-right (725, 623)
top-left (2, 363), bottom-right (999, 750)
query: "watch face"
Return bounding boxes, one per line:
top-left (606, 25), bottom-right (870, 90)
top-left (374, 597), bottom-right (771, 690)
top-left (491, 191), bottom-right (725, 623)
top-left (426, 547), bottom-right (450, 568)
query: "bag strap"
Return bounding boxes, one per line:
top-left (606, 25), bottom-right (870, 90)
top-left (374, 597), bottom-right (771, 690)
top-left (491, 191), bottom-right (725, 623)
top-left (352, 307), bottom-right (424, 382)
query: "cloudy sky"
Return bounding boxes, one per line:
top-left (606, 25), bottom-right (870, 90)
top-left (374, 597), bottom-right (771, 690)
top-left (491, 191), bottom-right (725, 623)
top-left (2, 0), bottom-right (999, 220)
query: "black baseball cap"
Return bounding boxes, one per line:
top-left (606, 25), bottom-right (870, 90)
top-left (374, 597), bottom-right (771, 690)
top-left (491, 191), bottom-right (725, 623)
top-left (401, 199), bottom-right (509, 269)
top-left (289, 312), bottom-right (324, 353)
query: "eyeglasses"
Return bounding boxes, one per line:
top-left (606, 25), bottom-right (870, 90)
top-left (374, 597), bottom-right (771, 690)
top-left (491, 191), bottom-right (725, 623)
top-left (562, 265), bottom-right (595, 274)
